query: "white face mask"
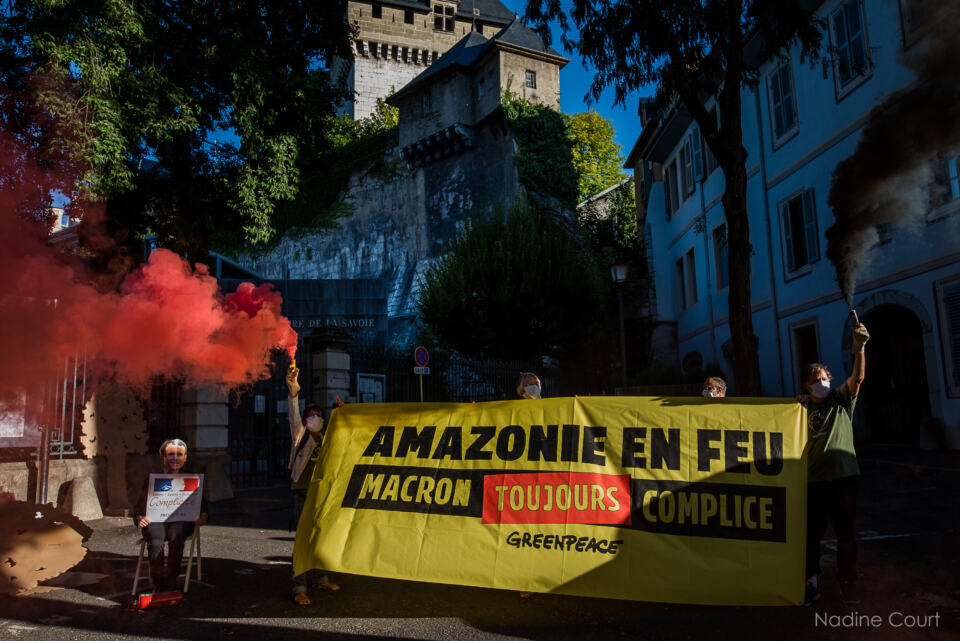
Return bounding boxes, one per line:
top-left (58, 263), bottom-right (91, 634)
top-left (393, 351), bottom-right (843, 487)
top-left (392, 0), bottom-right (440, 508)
top-left (702, 389), bottom-right (717, 398)
top-left (305, 415), bottom-right (322, 433)
top-left (809, 380), bottom-right (831, 399)
top-left (522, 384), bottom-right (541, 399)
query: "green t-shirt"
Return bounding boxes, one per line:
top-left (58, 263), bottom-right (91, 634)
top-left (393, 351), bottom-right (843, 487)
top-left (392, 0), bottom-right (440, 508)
top-left (291, 439), bottom-right (322, 491)
top-left (806, 385), bottom-right (860, 483)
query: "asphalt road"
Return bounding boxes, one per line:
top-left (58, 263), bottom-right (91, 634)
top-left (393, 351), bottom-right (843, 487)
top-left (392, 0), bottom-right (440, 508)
top-left (1, 444), bottom-right (959, 641)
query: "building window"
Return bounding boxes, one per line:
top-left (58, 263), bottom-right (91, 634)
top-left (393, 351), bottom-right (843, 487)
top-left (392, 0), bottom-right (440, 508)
top-left (899, 0), bottom-right (931, 48)
top-left (664, 160), bottom-right (678, 219)
top-left (476, 78), bottom-right (485, 99)
top-left (685, 248), bottom-right (698, 308)
top-left (704, 107), bottom-right (719, 175)
top-left (831, 0), bottom-right (870, 95)
top-left (936, 276), bottom-right (960, 397)
top-left (405, 10), bottom-right (414, 24)
top-left (713, 224), bottom-right (729, 290)
top-left (790, 321), bottom-right (821, 394)
top-left (60, 213), bottom-right (71, 227)
top-left (676, 249), bottom-right (698, 312)
top-left (768, 60), bottom-right (798, 144)
top-left (525, 70), bottom-right (537, 89)
top-left (420, 90), bottom-right (431, 115)
top-left (434, 3), bottom-right (455, 31)
top-left (689, 127), bottom-right (704, 182)
top-left (372, 3), bottom-right (382, 19)
top-left (929, 154), bottom-right (960, 220)
top-left (675, 258), bottom-right (686, 313)
top-left (680, 139), bottom-right (694, 196)
top-left (779, 189), bottom-right (820, 275)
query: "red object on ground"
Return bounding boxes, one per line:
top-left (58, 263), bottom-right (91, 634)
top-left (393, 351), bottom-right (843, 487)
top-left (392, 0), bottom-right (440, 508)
top-left (133, 591), bottom-right (183, 609)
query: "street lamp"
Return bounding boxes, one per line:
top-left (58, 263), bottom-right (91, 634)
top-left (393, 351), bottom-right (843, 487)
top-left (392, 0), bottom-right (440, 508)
top-left (611, 262), bottom-right (629, 391)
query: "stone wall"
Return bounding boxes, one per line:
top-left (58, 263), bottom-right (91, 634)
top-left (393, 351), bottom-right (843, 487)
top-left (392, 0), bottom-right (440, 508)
top-left (239, 118), bottom-right (520, 347)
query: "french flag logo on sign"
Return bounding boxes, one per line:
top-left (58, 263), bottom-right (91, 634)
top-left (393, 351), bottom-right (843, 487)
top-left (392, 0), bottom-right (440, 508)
top-left (154, 476), bottom-right (200, 492)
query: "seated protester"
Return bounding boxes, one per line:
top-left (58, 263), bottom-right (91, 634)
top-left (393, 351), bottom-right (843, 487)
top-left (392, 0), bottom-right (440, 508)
top-left (133, 438), bottom-right (208, 592)
top-left (702, 376), bottom-right (727, 398)
top-left (286, 364), bottom-right (339, 605)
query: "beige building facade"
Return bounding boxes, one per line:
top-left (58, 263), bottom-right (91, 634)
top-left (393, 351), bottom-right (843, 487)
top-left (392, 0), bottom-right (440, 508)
top-left (333, 0), bottom-right (515, 119)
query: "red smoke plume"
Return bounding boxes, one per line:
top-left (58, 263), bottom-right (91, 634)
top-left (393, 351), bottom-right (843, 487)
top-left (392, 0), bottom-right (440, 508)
top-left (0, 130), bottom-right (297, 412)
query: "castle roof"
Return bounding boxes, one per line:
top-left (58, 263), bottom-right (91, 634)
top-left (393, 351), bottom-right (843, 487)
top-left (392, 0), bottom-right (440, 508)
top-left (373, 0), bottom-right (514, 25)
top-left (387, 16), bottom-right (567, 103)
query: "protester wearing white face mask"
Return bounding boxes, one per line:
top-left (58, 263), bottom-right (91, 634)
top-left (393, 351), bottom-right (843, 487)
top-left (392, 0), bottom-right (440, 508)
top-left (286, 364), bottom-right (340, 604)
top-left (517, 372), bottom-right (542, 400)
top-left (702, 376), bottom-right (727, 398)
top-left (799, 321), bottom-right (870, 606)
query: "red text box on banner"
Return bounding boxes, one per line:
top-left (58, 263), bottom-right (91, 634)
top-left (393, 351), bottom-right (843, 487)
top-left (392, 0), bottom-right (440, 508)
top-left (481, 472), bottom-right (632, 525)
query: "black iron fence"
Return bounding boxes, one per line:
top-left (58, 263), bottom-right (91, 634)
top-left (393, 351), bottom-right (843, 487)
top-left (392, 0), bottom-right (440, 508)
top-left (349, 349), bottom-right (559, 403)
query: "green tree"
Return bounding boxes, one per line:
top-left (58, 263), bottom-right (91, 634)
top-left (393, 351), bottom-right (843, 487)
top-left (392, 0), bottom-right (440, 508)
top-left (0, 0), bottom-right (355, 257)
top-left (568, 110), bottom-right (628, 202)
top-left (418, 200), bottom-right (606, 361)
top-left (524, 1), bottom-right (826, 394)
top-left (501, 89), bottom-right (579, 210)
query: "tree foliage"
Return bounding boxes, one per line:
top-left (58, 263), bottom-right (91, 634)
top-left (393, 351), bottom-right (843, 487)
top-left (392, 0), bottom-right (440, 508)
top-left (0, 0), bottom-right (356, 257)
top-left (524, 0), bottom-right (827, 394)
top-left (418, 200), bottom-right (606, 361)
top-left (567, 111), bottom-right (628, 202)
top-left (501, 89), bottom-right (579, 209)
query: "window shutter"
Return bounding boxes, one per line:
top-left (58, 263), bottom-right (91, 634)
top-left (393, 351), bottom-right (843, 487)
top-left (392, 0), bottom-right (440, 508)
top-left (781, 202), bottom-right (796, 272)
top-left (802, 189), bottom-right (820, 263)
top-left (692, 128), bottom-right (704, 180)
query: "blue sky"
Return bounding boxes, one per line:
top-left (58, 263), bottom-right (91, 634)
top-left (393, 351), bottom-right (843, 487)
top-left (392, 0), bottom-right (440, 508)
top-left (498, 0), bottom-right (648, 169)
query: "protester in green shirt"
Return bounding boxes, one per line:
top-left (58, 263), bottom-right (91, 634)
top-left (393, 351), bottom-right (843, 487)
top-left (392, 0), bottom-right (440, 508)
top-left (286, 364), bottom-right (340, 605)
top-left (801, 321), bottom-right (870, 605)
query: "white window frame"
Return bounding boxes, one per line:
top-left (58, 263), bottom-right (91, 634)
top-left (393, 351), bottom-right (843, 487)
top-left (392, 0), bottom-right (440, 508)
top-left (433, 3), bottom-right (455, 32)
top-left (789, 318), bottom-right (822, 395)
top-left (935, 274), bottom-right (960, 397)
top-left (524, 70), bottom-right (537, 89)
top-left (767, 59), bottom-right (799, 148)
top-left (829, 0), bottom-right (871, 100)
top-left (778, 188), bottom-right (820, 279)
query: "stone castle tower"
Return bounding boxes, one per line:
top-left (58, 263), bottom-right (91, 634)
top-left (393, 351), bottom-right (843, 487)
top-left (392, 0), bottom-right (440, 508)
top-left (239, 11), bottom-right (567, 348)
top-left (332, 0), bottom-right (515, 119)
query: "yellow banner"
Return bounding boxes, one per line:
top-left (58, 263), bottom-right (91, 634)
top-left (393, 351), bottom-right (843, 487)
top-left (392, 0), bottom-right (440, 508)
top-left (293, 396), bottom-right (807, 605)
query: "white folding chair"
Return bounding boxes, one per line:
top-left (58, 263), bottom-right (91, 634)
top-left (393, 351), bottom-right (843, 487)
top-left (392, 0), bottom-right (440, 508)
top-left (131, 526), bottom-right (202, 595)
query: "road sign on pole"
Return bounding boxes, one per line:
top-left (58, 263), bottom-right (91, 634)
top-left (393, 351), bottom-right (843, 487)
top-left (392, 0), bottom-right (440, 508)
top-left (414, 346), bottom-right (429, 367)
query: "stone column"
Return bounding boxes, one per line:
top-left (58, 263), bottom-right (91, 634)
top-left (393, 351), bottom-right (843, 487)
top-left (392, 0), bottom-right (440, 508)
top-left (178, 386), bottom-right (233, 501)
top-left (309, 328), bottom-right (353, 419)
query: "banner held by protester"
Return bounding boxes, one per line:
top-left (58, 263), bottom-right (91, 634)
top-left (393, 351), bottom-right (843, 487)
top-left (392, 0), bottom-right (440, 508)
top-left (293, 397), bottom-right (806, 605)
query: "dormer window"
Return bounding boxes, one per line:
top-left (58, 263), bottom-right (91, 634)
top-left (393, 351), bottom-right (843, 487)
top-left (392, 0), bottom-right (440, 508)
top-left (434, 3), bottom-right (455, 31)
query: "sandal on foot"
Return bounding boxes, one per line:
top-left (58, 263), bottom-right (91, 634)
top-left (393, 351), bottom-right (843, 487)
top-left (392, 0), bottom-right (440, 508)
top-left (293, 592), bottom-right (311, 605)
top-left (316, 580), bottom-right (340, 592)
